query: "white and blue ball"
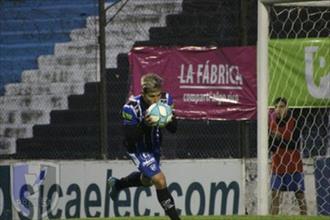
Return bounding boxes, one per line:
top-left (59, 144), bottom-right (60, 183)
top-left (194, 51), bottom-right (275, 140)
top-left (146, 102), bottom-right (173, 127)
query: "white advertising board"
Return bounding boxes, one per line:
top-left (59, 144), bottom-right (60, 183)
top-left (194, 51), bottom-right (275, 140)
top-left (0, 159), bottom-right (244, 219)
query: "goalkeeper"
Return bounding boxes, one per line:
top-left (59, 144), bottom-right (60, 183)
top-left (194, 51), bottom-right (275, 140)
top-left (269, 97), bottom-right (307, 215)
top-left (108, 73), bottom-right (180, 220)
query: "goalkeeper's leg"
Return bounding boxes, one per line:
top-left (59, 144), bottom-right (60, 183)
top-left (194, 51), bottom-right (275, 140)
top-left (152, 171), bottom-right (181, 220)
top-left (271, 190), bottom-right (281, 215)
top-left (295, 191), bottom-right (307, 215)
top-left (108, 171), bottom-right (152, 200)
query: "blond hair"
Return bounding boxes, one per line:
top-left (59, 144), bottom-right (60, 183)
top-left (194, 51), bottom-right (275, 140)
top-left (141, 73), bottom-right (163, 93)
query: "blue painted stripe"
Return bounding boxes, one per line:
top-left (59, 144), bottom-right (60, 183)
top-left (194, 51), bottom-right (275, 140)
top-left (0, 18), bottom-right (86, 32)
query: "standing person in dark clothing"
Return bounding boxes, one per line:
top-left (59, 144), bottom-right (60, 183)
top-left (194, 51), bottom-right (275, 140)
top-left (269, 97), bottom-right (307, 215)
top-left (108, 73), bottom-right (180, 220)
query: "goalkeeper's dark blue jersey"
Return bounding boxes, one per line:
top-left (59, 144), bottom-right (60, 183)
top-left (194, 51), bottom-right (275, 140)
top-left (121, 92), bottom-right (177, 177)
top-left (121, 92), bottom-right (174, 155)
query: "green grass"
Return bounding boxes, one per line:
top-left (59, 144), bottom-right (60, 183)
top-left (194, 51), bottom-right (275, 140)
top-left (69, 216), bottom-right (329, 220)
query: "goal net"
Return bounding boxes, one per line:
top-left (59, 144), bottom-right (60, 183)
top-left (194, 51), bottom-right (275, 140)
top-left (258, 0), bottom-right (330, 216)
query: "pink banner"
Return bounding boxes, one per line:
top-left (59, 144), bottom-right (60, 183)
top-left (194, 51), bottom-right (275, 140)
top-left (129, 46), bottom-right (257, 120)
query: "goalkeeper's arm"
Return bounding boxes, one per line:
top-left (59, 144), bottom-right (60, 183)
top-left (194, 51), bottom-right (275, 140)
top-left (165, 113), bottom-right (177, 133)
top-left (123, 122), bottom-right (150, 152)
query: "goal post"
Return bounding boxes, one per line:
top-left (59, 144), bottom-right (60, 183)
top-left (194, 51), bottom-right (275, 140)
top-left (257, 0), bottom-right (330, 215)
top-left (257, 0), bottom-right (269, 215)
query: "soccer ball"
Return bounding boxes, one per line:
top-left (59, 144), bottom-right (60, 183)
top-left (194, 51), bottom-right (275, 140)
top-left (146, 102), bottom-right (173, 127)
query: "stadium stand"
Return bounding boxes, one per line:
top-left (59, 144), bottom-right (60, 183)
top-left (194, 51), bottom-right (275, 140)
top-left (0, 0), bottom-right (183, 158)
top-left (0, 0), bottom-right (108, 156)
top-left (0, 0), bottom-right (103, 94)
top-left (134, 0), bottom-right (258, 159)
top-left (1, 0), bottom-right (258, 159)
top-left (16, 55), bottom-right (130, 159)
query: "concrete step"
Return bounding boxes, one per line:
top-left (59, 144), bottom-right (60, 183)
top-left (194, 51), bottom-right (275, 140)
top-left (105, 0), bottom-right (182, 14)
top-left (38, 55), bottom-right (98, 67)
top-left (165, 13), bottom-right (239, 27)
top-left (1, 3), bottom-right (99, 20)
top-left (149, 26), bottom-right (240, 41)
top-left (133, 36), bottom-right (236, 47)
top-left (0, 124), bottom-right (33, 138)
top-left (0, 42), bottom-right (54, 57)
top-left (54, 40), bottom-right (130, 56)
top-left (85, 0), bottom-right (182, 34)
top-left (38, 63), bottom-right (98, 74)
top-left (54, 40), bottom-right (128, 55)
top-left (0, 17), bottom-right (86, 32)
top-left (67, 93), bottom-right (125, 111)
top-left (103, 0), bottom-right (182, 22)
top-left (15, 136), bottom-right (126, 159)
top-left (0, 109), bottom-right (50, 124)
top-left (16, 137), bottom-right (102, 159)
top-left (33, 124), bottom-right (99, 138)
top-left (69, 23), bottom-right (155, 42)
top-left (33, 123), bottom-right (122, 137)
top-left (37, 56), bottom-right (98, 72)
top-left (0, 137), bottom-right (16, 155)
top-left (69, 28), bottom-right (98, 42)
top-left (55, 41), bottom-right (135, 69)
top-left (84, 79), bottom-right (128, 96)
top-left (86, 14), bottom-right (165, 30)
top-left (5, 82), bottom-right (85, 96)
top-left (0, 56), bottom-right (37, 73)
top-left (0, 30), bottom-right (71, 44)
top-left (50, 110), bottom-right (100, 125)
top-left (1, 0), bottom-right (106, 8)
top-left (21, 69), bottom-right (98, 83)
top-left (38, 52), bottom-right (124, 69)
top-left (54, 40), bottom-right (99, 56)
top-left (65, 0), bottom-right (182, 67)
top-left (182, 0), bottom-right (234, 14)
top-left (49, 109), bottom-right (122, 124)
top-left (0, 95), bottom-right (68, 110)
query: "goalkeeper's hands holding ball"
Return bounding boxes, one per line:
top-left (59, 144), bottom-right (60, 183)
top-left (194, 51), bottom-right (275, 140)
top-left (144, 114), bottom-right (158, 127)
top-left (144, 102), bottom-right (173, 127)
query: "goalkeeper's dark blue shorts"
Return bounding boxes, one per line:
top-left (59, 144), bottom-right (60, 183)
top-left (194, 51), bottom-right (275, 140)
top-left (128, 152), bottom-right (161, 178)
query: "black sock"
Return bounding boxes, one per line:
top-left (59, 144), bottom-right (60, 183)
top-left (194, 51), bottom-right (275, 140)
top-left (156, 188), bottom-right (180, 220)
top-left (115, 171), bottom-right (144, 191)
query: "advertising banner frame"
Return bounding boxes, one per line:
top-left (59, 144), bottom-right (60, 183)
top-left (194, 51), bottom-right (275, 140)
top-left (129, 46), bottom-right (257, 120)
